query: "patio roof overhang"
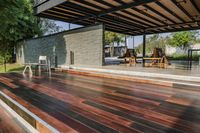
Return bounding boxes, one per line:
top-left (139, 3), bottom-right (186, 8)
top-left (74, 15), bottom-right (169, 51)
top-left (34, 0), bottom-right (200, 36)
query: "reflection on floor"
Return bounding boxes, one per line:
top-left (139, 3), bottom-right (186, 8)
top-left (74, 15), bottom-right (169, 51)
top-left (0, 72), bottom-right (200, 133)
top-left (104, 57), bottom-right (200, 77)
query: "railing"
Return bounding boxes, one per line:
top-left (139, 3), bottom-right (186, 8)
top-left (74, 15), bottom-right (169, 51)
top-left (34, 0), bottom-right (49, 7)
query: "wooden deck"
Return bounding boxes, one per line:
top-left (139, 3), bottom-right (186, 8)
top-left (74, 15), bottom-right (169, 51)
top-left (0, 105), bottom-right (28, 133)
top-left (0, 72), bottom-right (200, 133)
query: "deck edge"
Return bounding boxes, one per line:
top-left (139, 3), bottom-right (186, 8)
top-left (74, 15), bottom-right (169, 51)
top-left (0, 91), bottom-right (60, 133)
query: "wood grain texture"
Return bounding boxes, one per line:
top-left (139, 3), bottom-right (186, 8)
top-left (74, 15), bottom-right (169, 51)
top-left (0, 105), bottom-right (28, 133)
top-left (0, 72), bottom-right (200, 133)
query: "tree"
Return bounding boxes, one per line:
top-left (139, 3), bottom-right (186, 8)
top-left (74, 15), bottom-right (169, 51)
top-left (136, 34), bottom-right (168, 54)
top-left (105, 31), bottom-right (125, 57)
top-left (169, 31), bottom-right (198, 51)
top-left (39, 18), bottom-right (64, 35)
top-left (0, 0), bottom-right (42, 71)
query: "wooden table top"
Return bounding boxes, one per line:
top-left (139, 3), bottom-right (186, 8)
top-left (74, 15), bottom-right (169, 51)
top-left (143, 57), bottom-right (162, 60)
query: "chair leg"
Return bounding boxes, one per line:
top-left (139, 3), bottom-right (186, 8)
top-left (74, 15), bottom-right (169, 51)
top-left (23, 66), bottom-right (28, 74)
top-left (28, 66), bottom-right (33, 75)
top-left (38, 65), bottom-right (41, 75)
top-left (48, 61), bottom-right (51, 76)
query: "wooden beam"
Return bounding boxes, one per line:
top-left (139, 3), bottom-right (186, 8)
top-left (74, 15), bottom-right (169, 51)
top-left (34, 0), bottom-right (66, 14)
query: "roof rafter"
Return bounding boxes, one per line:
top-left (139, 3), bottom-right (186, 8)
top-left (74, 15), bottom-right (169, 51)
top-left (171, 0), bottom-right (195, 21)
top-left (92, 0), bottom-right (160, 27)
top-left (155, 1), bottom-right (186, 23)
top-left (62, 2), bottom-right (146, 30)
top-left (68, 0), bottom-right (158, 23)
top-left (115, 0), bottom-right (168, 25)
top-left (189, 0), bottom-right (200, 16)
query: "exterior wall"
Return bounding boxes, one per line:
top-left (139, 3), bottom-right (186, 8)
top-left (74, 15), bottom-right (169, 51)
top-left (65, 25), bottom-right (104, 67)
top-left (165, 43), bottom-right (200, 56)
top-left (16, 32), bottom-right (67, 67)
top-left (16, 24), bottom-right (104, 67)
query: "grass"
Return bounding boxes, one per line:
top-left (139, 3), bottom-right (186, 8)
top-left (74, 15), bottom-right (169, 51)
top-left (168, 54), bottom-right (200, 61)
top-left (0, 63), bottom-right (24, 73)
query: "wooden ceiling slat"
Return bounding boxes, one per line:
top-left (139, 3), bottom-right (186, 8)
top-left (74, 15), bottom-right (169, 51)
top-left (190, 0), bottom-right (200, 15)
top-left (171, 0), bottom-right (195, 21)
top-left (93, 0), bottom-right (161, 26)
top-left (115, 0), bottom-right (167, 25)
top-left (63, 1), bottom-right (146, 30)
top-left (116, 11), bottom-right (156, 27)
top-left (53, 7), bottom-right (85, 16)
top-left (129, 8), bottom-right (165, 25)
top-left (155, 1), bottom-right (185, 23)
top-left (49, 9), bottom-right (83, 18)
top-left (143, 4), bottom-right (177, 24)
top-left (39, 13), bottom-right (90, 26)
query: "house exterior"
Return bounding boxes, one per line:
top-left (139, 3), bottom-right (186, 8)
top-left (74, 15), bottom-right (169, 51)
top-left (165, 43), bottom-right (200, 56)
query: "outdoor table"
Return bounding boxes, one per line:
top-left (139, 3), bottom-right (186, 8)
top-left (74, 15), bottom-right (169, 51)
top-left (23, 63), bottom-right (39, 74)
top-left (143, 57), bottom-right (162, 67)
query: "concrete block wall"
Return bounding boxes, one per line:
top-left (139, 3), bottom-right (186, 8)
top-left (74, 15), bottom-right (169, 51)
top-left (16, 32), bottom-right (67, 67)
top-left (65, 24), bottom-right (104, 67)
top-left (16, 24), bottom-right (104, 67)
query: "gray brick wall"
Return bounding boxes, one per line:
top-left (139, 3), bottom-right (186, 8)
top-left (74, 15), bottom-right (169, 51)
top-left (65, 25), bottom-right (104, 67)
top-left (16, 24), bottom-right (104, 67)
top-left (16, 32), bottom-right (67, 67)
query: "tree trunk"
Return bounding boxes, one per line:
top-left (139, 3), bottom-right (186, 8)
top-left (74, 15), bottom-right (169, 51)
top-left (110, 42), bottom-right (114, 57)
top-left (4, 55), bottom-right (6, 72)
top-left (125, 35), bottom-right (127, 47)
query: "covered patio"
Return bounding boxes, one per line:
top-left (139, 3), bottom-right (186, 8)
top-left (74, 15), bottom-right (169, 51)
top-left (34, 0), bottom-right (200, 71)
top-left (1, 1), bottom-right (200, 133)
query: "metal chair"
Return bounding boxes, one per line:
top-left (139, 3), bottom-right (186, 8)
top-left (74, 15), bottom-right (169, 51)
top-left (38, 56), bottom-right (51, 75)
top-left (23, 56), bottom-right (51, 75)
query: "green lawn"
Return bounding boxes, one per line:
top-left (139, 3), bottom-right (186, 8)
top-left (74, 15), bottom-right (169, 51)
top-left (0, 63), bottom-right (24, 73)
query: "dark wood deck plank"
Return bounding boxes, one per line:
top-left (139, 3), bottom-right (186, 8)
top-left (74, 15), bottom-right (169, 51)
top-left (0, 72), bottom-right (200, 133)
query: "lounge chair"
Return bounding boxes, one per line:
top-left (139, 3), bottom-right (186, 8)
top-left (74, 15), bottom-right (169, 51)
top-left (120, 49), bottom-right (137, 66)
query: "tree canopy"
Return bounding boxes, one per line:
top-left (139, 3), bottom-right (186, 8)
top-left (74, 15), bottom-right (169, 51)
top-left (136, 34), bottom-right (169, 54)
top-left (0, 0), bottom-right (42, 43)
top-left (0, 0), bottom-right (64, 71)
top-left (105, 31), bottom-right (125, 46)
top-left (0, 0), bottom-right (63, 68)
top-left (168, 31), bottom-right (198, 50)
top-left (135, 31), bottom-right (199, 54)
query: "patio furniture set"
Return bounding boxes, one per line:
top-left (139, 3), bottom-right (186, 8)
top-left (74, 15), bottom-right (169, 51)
top-left (23, 56), bottom-right (51, 75)
top-left (122, 48), bottom-right (170, 68)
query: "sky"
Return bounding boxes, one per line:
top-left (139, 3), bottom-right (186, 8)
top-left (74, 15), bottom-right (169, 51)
top-left (55, 21), bottom-right (199, 49)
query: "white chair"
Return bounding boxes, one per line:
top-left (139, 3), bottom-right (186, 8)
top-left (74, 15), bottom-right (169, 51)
top-left (23, 56), bottom-right (51, 75)
top-left (38, 56), bottom-right (51, 75)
